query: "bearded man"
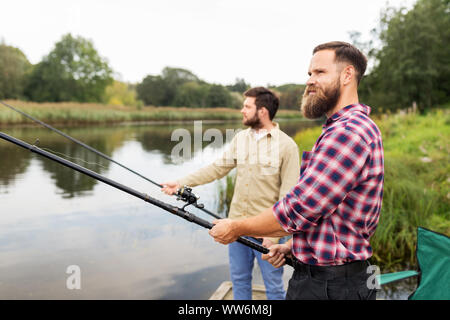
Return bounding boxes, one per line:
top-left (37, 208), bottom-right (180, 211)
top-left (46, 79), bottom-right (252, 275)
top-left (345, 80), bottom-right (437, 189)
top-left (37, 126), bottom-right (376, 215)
top-left (209, 42), bottom-right (384, 300)
top-left (162, 87), bottom-right (300, 300)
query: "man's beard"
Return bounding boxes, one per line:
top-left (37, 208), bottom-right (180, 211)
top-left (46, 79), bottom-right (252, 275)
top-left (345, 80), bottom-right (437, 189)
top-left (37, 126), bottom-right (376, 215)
top-left (301, 79), bottom-right (341, 119)
top-left (243, 111), bottom-right (263, 129)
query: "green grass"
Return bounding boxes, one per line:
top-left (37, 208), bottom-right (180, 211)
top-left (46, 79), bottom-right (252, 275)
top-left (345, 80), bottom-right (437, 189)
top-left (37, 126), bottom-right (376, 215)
top-left (0, 100), bottom-right (302, 125)
top-left (293, 108), bottom-right (450, 270)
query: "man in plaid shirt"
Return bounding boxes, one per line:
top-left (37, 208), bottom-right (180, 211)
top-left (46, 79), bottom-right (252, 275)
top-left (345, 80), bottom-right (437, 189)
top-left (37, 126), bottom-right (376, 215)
top-left (209, 41), bottom-right (384, 300)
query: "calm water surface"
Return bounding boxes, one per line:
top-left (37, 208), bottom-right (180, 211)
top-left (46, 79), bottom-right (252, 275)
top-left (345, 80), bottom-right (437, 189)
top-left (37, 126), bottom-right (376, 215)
top-left (0, 119), bottom-right (414, 299)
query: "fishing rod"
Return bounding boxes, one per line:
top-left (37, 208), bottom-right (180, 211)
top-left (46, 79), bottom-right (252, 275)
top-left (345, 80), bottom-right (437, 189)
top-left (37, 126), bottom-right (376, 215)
top-left (0, 132), bottom-right (293, 267)
top-left (0, 100), bottom-right (221, 219)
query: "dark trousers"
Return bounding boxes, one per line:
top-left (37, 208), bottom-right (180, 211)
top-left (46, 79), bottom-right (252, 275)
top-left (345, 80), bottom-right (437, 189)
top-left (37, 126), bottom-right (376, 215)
top-left (286, 260), bottom-right (377, 300)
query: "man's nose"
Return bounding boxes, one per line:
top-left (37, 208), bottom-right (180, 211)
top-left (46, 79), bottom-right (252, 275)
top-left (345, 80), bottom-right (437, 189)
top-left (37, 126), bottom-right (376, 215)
top-left (306, 76), bottom-right (315, 86)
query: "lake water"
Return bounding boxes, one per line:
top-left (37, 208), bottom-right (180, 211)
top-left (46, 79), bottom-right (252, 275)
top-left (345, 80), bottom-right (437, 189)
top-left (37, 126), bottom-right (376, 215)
top-left (0, 119), bottom-right (415, 299)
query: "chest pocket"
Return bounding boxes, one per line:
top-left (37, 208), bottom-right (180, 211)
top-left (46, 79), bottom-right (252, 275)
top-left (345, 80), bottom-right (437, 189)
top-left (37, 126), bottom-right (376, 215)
top-left (257, 152), bottom-right (280, 176)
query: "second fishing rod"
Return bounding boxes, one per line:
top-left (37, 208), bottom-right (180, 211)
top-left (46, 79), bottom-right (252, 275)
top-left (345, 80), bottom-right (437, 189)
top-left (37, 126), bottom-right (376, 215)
top-left (0, 100), bottom-right (221, 219)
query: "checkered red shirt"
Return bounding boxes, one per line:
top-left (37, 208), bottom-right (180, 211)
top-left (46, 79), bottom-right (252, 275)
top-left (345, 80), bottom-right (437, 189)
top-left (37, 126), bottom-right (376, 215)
top-left (273, 104), bottom-right (384, 266)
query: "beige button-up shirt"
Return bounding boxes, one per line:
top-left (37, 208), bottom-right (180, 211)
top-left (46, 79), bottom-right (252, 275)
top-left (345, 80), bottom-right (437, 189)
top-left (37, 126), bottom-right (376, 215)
top-left (178, 123), bottom-right (300, 233)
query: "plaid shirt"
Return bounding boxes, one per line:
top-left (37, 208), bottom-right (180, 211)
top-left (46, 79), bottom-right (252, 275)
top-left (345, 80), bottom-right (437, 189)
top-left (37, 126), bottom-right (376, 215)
top-left (273, 104), bottom-right (384, 266)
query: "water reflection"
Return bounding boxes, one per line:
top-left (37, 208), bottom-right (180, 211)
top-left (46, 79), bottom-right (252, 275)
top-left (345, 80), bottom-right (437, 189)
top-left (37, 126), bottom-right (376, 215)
top-left (39, 145), bottom-right (109, 198)
top-left (0, 144), bottom-right (31, 191)
top-left (0, 119), bottom-right (317, 192)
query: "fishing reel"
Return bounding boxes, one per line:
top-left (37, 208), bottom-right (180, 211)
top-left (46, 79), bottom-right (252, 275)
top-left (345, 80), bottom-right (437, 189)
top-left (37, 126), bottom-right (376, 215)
top-left (176, 185), bottom-right (205, 211)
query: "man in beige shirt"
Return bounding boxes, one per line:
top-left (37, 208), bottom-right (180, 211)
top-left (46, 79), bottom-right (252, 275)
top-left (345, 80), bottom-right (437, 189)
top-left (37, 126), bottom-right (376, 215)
top-left (162, 87), bottom-right (299, 300)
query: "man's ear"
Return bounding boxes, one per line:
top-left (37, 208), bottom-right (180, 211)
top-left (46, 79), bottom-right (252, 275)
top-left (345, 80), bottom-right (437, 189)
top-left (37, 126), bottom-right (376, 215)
top-left (259, 106), bottom-right (269, 118)
top-left (342, 65), bottom-right (356, 86)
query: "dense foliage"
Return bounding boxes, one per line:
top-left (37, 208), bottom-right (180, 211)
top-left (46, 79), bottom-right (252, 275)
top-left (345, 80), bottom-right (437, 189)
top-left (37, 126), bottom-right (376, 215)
top-left (0, 43), bottom-right (31, 100)
top-left (359, 0), bottom-right (450, 112)
top-left (24, 34), bottom-right (113, 103)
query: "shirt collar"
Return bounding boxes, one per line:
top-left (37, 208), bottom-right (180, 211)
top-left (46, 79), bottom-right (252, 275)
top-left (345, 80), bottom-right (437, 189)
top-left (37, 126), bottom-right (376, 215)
top-left (249, 122), bottom-right (279, 139)
top-left (325, 104), bottom-right (371, 126)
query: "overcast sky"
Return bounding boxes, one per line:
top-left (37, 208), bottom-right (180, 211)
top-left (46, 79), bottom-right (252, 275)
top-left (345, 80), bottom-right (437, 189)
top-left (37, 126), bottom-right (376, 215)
top-left (1, 0), bottom-right (416, 86)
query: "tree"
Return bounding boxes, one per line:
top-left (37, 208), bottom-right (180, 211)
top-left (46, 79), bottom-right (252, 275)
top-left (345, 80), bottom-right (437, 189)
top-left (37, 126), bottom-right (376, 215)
top-left (25, 33), bottom-right (113, 102)
top-left (136, 66), bottom-right (237, 108)
top-left (205, 84), bottom-right (232, 108)
top-left (136, 75), bottom-right (170, 106)
top-left (226, 78), bottom-right (250, 93)
top-left (161, 67), bottom-right (199, 85)
top-left (173, 81), bottom-right (209, 107)
top-left (360, 0), bottom-right (450, 112)
top-left (229, 91), bottom-right (244, 109)
top-left (103, 80), bottom-right (142, 107)
top-left (161, 67), bottom-right (200, 104)
top-left (0, 42), bottom-right (31, 99)
top-left (274, 84), bottom-right (306, 110)
top-left (137, 67), bottom-right (201, 106)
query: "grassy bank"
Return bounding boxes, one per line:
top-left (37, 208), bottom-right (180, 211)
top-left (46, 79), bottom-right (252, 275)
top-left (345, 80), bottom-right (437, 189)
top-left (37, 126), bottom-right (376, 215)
top-left (0, 100), bottom-right (302, 125)
top-left (293, 108), bottom-right (450, 270)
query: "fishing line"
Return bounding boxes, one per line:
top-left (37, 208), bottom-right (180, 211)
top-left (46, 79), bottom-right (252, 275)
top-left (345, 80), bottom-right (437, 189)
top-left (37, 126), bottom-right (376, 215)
top-left (40, 147), bottom-right (109, 170)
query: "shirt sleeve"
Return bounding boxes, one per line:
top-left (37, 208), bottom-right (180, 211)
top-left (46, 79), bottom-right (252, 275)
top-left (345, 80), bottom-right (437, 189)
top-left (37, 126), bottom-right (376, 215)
top-left (177, 135), bottom-right (237, 187)
top-left (273, 128), bottom-right (371, 233)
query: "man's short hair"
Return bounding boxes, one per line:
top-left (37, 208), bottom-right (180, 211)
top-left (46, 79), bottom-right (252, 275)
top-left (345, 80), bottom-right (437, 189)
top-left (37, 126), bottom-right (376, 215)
top-left (243, 87), bottom-right (279, 120)
top-left (313, 41), bottom-right (367, 85)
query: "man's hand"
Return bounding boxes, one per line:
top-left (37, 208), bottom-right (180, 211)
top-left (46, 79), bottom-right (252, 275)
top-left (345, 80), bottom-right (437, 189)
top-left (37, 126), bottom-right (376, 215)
top-left (161, 181), bottom-right (180, 195)
top-left (261, 242), bottom-right (292, 268)
top-left (261, 238), bottom-right (274, 248)
top-left (209, 219), bottom-right (239, 244)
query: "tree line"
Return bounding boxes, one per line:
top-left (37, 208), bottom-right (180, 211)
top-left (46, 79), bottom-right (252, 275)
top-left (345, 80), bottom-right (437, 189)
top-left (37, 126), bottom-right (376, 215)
top-left (0, 32), bottom-right (302, 110)
top-left (0, 0), bottom-right (448, 112)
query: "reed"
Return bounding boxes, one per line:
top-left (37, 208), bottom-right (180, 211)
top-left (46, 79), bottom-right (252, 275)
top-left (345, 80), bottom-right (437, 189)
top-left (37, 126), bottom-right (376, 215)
top-left (217, 173), bottom-right (236, 217)
top-left (0, 100), bottom-right (302, 125)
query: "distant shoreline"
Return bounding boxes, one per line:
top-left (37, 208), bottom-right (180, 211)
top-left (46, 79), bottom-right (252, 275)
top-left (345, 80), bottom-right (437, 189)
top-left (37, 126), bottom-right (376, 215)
top-left (0, 100), bottom-right (303, 126)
